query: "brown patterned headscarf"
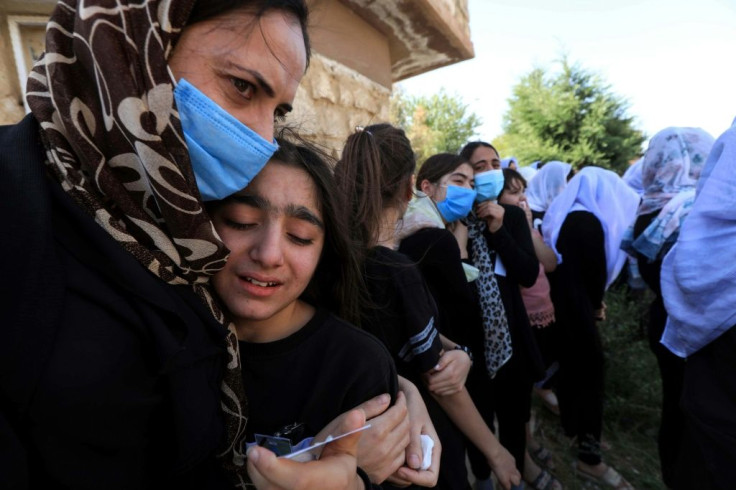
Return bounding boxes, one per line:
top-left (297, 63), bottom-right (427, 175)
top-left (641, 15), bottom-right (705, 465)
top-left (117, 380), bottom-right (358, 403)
top-left (26, 0), bottom-right (251, 482)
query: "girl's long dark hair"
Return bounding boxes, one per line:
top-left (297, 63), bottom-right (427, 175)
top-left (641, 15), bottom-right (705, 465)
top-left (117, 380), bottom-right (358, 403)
top-left (416, 153), bottom-right (470, 189)
top-left (334, 123), bottom-right (416, 249)
top-left (275, 136), bottom-right (362, 325)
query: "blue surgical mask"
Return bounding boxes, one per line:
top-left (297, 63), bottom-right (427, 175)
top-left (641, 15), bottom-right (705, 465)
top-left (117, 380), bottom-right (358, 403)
top-left (436, 185), bottom-right (477, 222)
top-left (474, 169), bottom-right (505, 202)
top-left (174, 78), bottom-right (278, 201)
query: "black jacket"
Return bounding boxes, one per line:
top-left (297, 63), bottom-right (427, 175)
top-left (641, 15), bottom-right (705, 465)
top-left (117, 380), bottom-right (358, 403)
top-left (0, 115), bottom-right (230, 489)
top-left (467, 205), bottom-right (545, 380)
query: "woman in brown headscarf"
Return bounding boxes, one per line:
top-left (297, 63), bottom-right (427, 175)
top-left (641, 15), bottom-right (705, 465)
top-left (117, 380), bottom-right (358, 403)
top-left (0, 1), bottom-right (435, 488)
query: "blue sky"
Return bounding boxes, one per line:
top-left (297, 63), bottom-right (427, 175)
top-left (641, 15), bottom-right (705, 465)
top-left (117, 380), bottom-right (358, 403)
top-left (397, 0), bottom-right (736, 149)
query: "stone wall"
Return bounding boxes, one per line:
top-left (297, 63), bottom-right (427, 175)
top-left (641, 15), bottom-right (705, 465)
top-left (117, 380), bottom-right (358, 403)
top-left (288, 53), bottom-right (391, 157)
top-left (0, 29), bottom-right (25, 124)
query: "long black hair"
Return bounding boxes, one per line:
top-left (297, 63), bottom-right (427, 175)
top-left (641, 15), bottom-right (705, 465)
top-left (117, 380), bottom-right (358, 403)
top-left (459, 140), bottom-right (499, 161)
top-left (416, 153), bottom-right (470, 190)
top-left (287, 141), bottom-right (363, 325)
top-left (334, 123), bottom-right (416, 249)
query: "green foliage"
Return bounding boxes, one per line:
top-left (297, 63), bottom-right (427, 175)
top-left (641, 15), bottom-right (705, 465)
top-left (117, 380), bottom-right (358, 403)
top-left (391, 87), bottom-right (482, 166)
top-left (502, 58), bottom-right (645, 173)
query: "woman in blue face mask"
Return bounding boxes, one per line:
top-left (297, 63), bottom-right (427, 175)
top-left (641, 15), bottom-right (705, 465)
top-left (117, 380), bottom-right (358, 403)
top-left (398, 152), bottom-right (478, 358)
top-left (458, 140), bottom-right (547, 490)
top-left (0, 0), bottom-right (431, 488)
top-left (398, 153), bottom-right (517, 489)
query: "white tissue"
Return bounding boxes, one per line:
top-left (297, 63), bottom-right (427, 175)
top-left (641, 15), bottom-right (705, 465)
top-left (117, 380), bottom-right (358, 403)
top-left (420, 434), bottom-right (434, 470)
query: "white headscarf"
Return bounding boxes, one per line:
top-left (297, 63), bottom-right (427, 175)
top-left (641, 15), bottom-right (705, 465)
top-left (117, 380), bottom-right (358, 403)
top-left (638, 127), bottom-right (714, 216)
top-left (518, 166), bottom-right (538, 182)
top-left (661, 119), bottom-right (736, 357)
top-left (621, 128), bottom-right (714, 262)
top-left (525, 161), bottom-right (572, 212)
top-left (542, 167), bottom-right (640, 288)
top-left (622, 158), bottom-right (644, 195)
top-left (501, 156), bottom-right (518, 169)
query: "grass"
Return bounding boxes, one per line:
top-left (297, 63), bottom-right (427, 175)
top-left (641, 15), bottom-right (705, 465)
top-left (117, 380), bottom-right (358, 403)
top-left (528, 285), bottom-right (666, 489)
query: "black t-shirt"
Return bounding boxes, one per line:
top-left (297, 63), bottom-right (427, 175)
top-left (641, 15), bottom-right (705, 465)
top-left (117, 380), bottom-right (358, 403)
top-left (361, 246), bottom-right (444, 383)
top-left (399, 227), bottom-right (484, 354)
top-left (239, 307), bottom-right (398, 446)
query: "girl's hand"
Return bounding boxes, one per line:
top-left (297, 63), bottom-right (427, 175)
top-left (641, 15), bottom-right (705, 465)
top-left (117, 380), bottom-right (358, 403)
top-left (488, 445), bottom-right (521, 490)
top-left (247, 409), bottom-right (365, 489)
top-left (388, 378), bottom-right (441, 487)
top-left (423, 349), bottom-right (471, 396)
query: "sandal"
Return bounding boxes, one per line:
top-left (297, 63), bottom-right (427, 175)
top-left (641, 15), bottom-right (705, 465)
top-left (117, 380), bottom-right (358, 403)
top-left (573, 462), bottom-right (633, 489)
top-left (526, 468), bottom-right (562, 490)
top-left (530, 445), bottom-right (556, 470)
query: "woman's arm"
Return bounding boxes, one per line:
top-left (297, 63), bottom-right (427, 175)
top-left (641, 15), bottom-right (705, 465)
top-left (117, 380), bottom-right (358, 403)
top-left (427, 385), bottom-right (520, 490)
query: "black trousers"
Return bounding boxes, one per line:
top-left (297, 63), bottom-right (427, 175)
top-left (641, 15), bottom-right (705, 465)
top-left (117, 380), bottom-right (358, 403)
top-left (556, 315), bottom-right (604, 465)
top-left (679, 325), bottom-right (736, 490)
top-left (465, 352), bottom-right (532, 479)
top-left (647, 294), bottom-right (688, 487)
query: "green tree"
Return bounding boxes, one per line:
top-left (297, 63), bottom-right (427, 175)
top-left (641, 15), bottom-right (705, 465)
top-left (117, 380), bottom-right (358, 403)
top-left (501, 58), bottom-right (644, 173)
top-left (391, 87), bottom-right (482, 165)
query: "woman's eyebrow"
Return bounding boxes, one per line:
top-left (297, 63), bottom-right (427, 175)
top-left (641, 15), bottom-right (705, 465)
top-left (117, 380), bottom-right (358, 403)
top-left (286, 204), bottom-right (324, 230)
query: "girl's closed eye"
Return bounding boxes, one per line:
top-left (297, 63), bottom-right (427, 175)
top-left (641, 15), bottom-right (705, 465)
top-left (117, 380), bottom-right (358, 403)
top-left (288, 233), bottom-right (314, 246)
top-left (224, 218), bottom-right (256, 231)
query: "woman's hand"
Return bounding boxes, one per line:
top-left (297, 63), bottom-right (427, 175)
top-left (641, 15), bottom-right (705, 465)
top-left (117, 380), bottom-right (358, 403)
top-left (488, 444), bottom-right (521, 490)
top-left (247, 409), bottom-right (366, 489)
top-left (423, 349), bottom-right (471, 396)
top-left (314, 392), bottom-right (408, 484)
top-left (386, 377), bottom-right (441, 488)
top-left (475, 201), bottom-right (505, 233)
top-left (356, 392), bottom-right (411, 483)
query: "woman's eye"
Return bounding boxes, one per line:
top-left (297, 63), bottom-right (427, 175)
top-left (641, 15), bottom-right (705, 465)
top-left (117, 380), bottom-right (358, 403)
top-left (231, 78), bottom-right (255, 98)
